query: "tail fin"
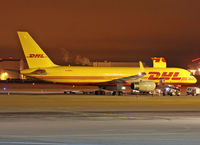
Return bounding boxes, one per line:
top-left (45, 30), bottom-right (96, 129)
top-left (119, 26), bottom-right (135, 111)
top-left (151, 57), bottom-right (167, 68)
top-left (17, 32), bottom-right (57, 68)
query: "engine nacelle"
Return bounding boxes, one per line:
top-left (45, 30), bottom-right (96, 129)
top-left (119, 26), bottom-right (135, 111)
top-left (131, 80), bottom-right (156, 92)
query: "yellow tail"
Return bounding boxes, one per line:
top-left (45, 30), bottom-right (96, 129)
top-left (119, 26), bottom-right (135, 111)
top-left (17, 32), bottom-right (57, 68)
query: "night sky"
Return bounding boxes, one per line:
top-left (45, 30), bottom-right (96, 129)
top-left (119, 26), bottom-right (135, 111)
top-left (0, 0), bottom-right (200, 67)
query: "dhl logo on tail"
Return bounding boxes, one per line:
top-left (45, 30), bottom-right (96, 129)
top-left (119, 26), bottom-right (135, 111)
top-left (151, 57), bottom-right (166, 63)
top-left (27, 54), bottom-right (46, 58)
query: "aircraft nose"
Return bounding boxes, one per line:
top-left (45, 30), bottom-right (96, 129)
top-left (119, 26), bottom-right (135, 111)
top-left (191, 76), bottom-right (197, 84)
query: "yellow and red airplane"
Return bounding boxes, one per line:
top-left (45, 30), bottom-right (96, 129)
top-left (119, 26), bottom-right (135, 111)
top-left (17, 32), bottom-right (197, 95)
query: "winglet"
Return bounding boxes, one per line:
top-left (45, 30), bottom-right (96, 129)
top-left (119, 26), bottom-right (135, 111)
top-left (139, 61), bottom-right (146, 76)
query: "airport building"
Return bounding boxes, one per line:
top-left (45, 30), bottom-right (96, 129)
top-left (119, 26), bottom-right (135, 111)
top-left (0, 57), bottom-right (24, 80)
top-left (188, 58), bottom-right (200, 75)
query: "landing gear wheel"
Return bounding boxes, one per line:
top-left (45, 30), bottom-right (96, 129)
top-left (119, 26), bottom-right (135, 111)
top-left (112, 91), bottom-right (123, 96)
top-left (118, 91), bottom-right (123, 96)
top-left (112, 91), bottom-right (116, 96)
top-left (95, 90), bottom-right (105, 95)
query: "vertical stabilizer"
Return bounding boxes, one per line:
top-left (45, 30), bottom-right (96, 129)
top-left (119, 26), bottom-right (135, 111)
top-left (17, 32), bottom-right (57, 68)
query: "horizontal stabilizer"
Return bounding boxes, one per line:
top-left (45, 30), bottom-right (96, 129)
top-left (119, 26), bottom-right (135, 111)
top-left (21, 68), bottom-right (47, 75)
top-left (5, 69), bottom-right (20, 73)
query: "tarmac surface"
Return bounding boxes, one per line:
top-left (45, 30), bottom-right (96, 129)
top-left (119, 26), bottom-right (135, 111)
top-left (1, 94), bottom-right (200, 145)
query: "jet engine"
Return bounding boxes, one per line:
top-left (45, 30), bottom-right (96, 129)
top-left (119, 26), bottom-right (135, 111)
top-left (131, 80), bottom-right (156, 92)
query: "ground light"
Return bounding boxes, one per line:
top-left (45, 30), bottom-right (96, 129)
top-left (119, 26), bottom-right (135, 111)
top-left (0, 72), bottom-right (8, 80)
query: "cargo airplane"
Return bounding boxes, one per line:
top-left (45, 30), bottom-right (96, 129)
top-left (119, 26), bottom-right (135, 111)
top-left (17, 32), bottom-right (197, 95)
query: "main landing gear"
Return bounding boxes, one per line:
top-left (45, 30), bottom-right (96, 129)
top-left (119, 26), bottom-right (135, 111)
top-left (94, 90), bottom-right (123, 96)
top-left (95, 90), bottom-right (105, 95)
top-left (112, 91), bottom-right (123, 96)
top-left (95, 83), bottom-right (124, 96)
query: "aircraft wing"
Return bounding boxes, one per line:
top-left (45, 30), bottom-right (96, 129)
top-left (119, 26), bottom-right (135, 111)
top-left (109, 61), bottom-right (146, 83)
top-left (110, 72), bottom-right (146, 83)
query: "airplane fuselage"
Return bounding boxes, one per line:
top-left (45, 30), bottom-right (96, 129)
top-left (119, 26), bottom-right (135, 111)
top-left (21, 66), bottom-right (197, 85)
